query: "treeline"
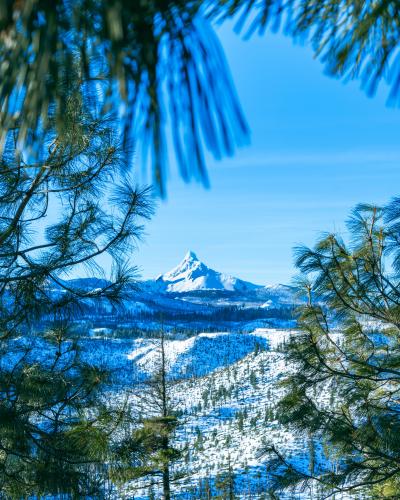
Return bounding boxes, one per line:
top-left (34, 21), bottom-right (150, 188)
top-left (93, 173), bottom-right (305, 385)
top-left (138, 305), bottom-right (297, 323)
top-left (61, 303), bottom-right (297, 325)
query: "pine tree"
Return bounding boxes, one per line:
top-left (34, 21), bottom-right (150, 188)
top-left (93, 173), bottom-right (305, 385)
top-left (1, 2), bottom-right (399, 193)
top-left (236, 411), bottom-right (244, 433)
top-left (212, 2), bottom-right (400, 104)
top-left (116, 329), bottom-right (183, 499)
top-left (0, 1), bottom-right (250, 194)
top-left (215, 455), bottom-right (236, 499)
top-left (249, 370), bottom-right (257, 388)
top-left (0, 89), bottom-right (153, 496)
top-left (203, 476), bottom-right (212, 500)
top-left (266, 201), bottom-right (400, 497)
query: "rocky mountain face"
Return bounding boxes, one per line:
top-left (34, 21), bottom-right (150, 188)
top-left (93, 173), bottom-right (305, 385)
top-left (153, 250), bottom-right (262, 293)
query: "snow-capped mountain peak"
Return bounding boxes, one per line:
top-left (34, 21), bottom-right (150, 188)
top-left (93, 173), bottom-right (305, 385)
top-left (183, 250), bottom-right (198, 261)
top-left (156, 251), bottom-right (261, 293)
top-left (162, 250), bottom-right (205, 282)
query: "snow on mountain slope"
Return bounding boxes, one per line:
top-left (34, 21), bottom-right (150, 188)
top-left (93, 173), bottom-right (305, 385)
top-left (122, 328), bottom-right (327, 499)
top-left (155, 251), bottom-right (262, 293)
top-left (58, 252), bottom-right (297, 319)
top-left (127, 332), bottom-right (268, 378)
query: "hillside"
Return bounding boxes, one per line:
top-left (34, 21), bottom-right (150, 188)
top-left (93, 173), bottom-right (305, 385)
top-left (119, 329), bottom-right (323, 499)
top-left (6, 325), bottom-right (330, 498)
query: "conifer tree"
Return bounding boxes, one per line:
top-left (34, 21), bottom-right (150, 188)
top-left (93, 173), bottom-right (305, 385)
top-left (215, 455), bottom-right (236, 499)
top-left (116, 329), bottom-right (183, 499)
top-left (0, 1), bottom-right (250, 194)
top-left (1, 1), bottom-right (399, 192)
top-left (265, 201), bottom-right (400, 497)
top-left (0, 86), bottom-right (153, 496)
top-left (213, 1), bottom-right (400, 104)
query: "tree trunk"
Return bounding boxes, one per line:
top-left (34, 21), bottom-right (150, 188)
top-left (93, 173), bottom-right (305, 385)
top-left (163, 462), bottom-right (171, 500)
top-left (161, 329), bottom-right (171, 500)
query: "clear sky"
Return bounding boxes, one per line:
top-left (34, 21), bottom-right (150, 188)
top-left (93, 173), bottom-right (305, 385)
top-left (134, 21), bottom-right (400, 285)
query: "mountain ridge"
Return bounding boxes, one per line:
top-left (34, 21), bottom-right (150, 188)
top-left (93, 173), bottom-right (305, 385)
top-left (61, 251), bottom-right (295, 304)
top-left (152, 250), bottom-right (263, 293)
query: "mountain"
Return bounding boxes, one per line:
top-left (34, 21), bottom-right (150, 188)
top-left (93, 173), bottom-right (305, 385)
top-left (153, 250), bottom-right (262, 293)
top-left (61, 277), bottom-right (111, 291)
top-left (52, 252), bottom-right (298, 332)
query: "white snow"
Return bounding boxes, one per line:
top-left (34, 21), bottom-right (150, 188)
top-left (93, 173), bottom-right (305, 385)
top-left (120, 327), bottom-right (324, 499)
top-left (155, 251), bottom-right (262, 293)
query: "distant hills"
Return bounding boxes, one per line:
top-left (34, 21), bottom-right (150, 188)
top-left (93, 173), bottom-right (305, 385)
top-left (57, 252), bottom-right (299, 332)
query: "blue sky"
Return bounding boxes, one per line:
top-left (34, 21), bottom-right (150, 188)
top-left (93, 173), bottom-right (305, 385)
top-left (134, 22), bottom-right (400, 285)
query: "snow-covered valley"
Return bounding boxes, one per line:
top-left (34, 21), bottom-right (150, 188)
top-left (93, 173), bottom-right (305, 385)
top-left (12, 253), bottom-right (322, 498)
top-left (86, 328), bottom-right (328, 499)
top-left (6, 318), bottom-right (348, 499)
top-left (121, 329), bottom-right (304, 499)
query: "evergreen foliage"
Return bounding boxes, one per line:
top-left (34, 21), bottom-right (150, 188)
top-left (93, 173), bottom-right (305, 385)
top-left (266, 201), bottom-right (400, 497)
top-left (0, 0), bottom-right (249, 194)
top-left (115, 330), bottom-right (183, 499)
top-left (214, 1), bottom-right (400, 102)
top-left (0, 88), bottom-right (153, 496)
top-left (1, 1), bottom-right (399, 192)
top-left (215, 455), bottom-right (236, 499)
